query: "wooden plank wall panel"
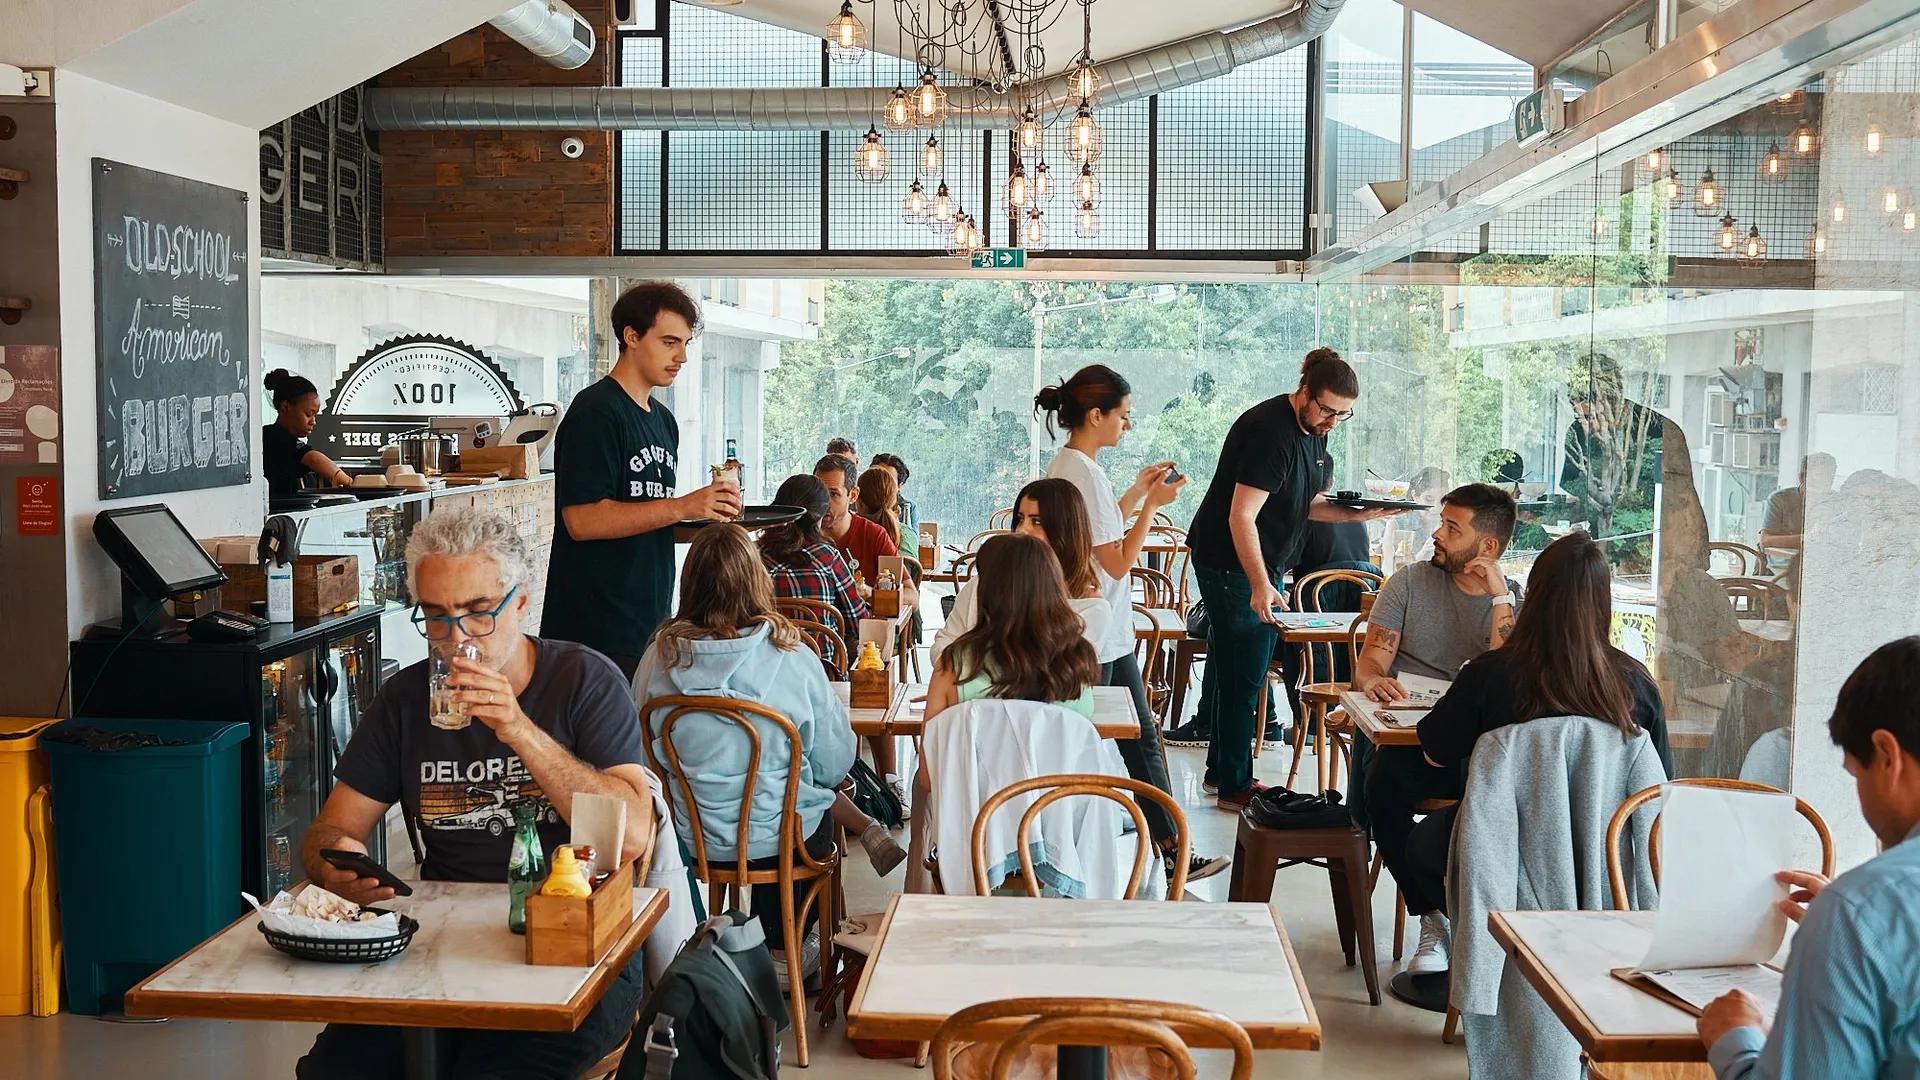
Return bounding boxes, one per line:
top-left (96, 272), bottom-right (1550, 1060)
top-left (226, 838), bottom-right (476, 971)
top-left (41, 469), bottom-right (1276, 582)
top-left (376, 2), bottom-right (616, 259)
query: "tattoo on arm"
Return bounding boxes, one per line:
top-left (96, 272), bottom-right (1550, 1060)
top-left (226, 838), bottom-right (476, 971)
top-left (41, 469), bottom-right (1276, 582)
top-left (1491, 608), bottom-right (1516, 648)
top-left (1361, 625), bottom-right (1401, 672)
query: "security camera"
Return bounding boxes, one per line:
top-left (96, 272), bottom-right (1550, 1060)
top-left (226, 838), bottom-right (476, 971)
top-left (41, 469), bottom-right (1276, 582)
top-left (560, 137), bottom-right (586, 160)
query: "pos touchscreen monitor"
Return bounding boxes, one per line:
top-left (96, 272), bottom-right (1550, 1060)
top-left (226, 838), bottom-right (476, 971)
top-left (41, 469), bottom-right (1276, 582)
top-left (93, 504), bottom-right (229, 631)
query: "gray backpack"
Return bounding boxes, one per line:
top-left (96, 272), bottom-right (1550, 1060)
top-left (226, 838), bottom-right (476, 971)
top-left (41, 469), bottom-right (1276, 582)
top-left (623, 912), bottom-right (787, 1080)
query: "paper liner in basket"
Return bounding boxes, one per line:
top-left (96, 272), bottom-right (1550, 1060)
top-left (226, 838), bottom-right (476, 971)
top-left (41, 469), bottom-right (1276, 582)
top-left (243, 886), bottom-right (402, 940)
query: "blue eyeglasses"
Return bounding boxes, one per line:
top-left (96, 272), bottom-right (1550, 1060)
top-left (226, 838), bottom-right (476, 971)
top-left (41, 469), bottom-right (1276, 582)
top-left (412, 586), bottom-right (519, 641)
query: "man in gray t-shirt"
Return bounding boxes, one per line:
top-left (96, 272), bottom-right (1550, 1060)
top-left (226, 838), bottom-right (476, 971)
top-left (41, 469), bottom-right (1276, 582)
top-left (1355, 484), bottom-right (1522, 702)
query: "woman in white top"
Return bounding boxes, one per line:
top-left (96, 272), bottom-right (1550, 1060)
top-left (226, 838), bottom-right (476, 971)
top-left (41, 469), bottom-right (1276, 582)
top-left (932, 478), bottom-right (1112, 665)
top-left (1035, 364), bottom-right (1228, 884)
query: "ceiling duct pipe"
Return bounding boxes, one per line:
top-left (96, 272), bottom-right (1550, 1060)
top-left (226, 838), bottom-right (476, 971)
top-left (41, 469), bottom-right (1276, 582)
top-left (490, 0), bottom-right (597, 70)
top-left (366, 0), bottom-right (1344, 130)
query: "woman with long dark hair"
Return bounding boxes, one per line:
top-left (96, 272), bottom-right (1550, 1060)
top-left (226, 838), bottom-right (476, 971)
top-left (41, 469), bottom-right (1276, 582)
top-left (856, 466), bottom-right (909, 550)
top-left (1032, 364), bottom-right (1222, 880)
top-left (924, 534), bottom-right (1102, 719)
top-left (1366, 531), bottom-right (1672, 978)
top-left (931, 478), bottom-right (1109, 665)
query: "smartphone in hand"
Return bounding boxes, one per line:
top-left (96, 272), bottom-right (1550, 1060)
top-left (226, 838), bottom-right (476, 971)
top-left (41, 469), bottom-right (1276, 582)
top-left (319, 849), bottom-right (413, 896)
top-left (1163, 464), bottom-right (1183, 484)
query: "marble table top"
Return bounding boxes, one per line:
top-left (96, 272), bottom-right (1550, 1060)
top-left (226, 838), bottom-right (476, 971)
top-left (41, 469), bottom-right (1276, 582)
top-left (1132, 607), bottom-right (1188, 640)
top-left (1489, 909), bottom-right (1707, 1062)
top-left (1278, 611), bottom-right (1364, 644)
top-left (1340, 688), bottom-right (1425, 747)
top-left (840, 684), bottom-right (1139, 739)
top-left (848, 894), bottom-right (1320, 1050)
top-left (127, 882), bottom-right (666, 1032)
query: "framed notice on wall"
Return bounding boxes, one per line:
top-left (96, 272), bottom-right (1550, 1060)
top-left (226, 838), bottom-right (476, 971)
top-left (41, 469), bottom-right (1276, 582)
top-left (92, 159), bottom-right (251, 499)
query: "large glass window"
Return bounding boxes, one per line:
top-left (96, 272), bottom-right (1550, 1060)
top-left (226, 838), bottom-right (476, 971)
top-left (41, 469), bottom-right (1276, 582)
top-left (1322, 0), bottom-right (1406, 245)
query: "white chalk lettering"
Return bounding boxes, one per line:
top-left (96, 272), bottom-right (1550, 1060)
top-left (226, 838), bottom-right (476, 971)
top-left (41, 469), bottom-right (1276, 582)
top-left (120, 297), bottom-right (231, 379)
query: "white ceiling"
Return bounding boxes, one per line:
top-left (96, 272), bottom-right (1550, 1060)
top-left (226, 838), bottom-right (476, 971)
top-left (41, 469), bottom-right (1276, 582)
top-left (49, 0), bottom-right (524, 128)
top-left (695, 0), bottom-right (1298, 80)
top-left (1403, 0), bottom-right (1640, 68)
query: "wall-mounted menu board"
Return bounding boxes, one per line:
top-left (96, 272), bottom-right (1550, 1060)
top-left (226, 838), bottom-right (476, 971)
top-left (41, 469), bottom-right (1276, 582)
top-left (92, 158), bottom-right (251, 498)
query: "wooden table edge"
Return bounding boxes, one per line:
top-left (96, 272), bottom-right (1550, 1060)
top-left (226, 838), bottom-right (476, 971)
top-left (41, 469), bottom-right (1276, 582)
top-left (1340, 689), bottom-right (1422, 747)
top-left (1487, 911), bottom-right (1707, 1064)
top-left (127, 888), bottom-right (668, 1034)
top-left (844, 896), bottom-right (1320, 1051)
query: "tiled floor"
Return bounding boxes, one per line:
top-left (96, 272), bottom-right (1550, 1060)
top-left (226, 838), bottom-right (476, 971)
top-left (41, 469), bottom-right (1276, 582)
top-left (3, 738), bottom-right (1468, 1079)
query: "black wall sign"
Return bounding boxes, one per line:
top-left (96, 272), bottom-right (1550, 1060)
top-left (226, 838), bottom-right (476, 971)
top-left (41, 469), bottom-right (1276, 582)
top-left (260, 85), bottom-right (382, 270)
top-left (312, 335), bottom-right (524, 464)
top-left (92, 159), bottom-right (251, 499)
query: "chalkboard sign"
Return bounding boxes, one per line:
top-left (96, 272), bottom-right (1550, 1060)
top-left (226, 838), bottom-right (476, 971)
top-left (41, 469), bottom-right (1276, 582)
top-left (92, 159), bottom-right (251, 498)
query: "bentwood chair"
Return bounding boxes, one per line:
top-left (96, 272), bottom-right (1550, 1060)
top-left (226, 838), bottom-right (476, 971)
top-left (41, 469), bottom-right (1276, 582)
top-left (1707, 541), bottom-right (1764, 577)
top-left (1131, 604), bottom-right (1177, 730)
top-left (1252, 568), bottom-right (1379, 787)
top-left (1718, 576), bottom-right (1791, 620)
top-left (1129, 566), bottom-right (1179, 611)
top-left (775, 596), bottom-right (850, 642)
top-left (931, 998), bottom-right (1254, 1080)
top-left (1588, 778), bottom-right (1836, 1080)
top-left (988, 507), bottom-right (1017, 531)
top-left (775, 598), bottom-right (852, 677)
top-left (639, 695), bottom-right (843, 1067)
top-left (971, 773), bottom-right (1192, 900)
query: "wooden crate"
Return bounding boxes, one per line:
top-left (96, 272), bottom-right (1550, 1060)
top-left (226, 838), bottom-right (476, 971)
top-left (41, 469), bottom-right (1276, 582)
top-left (460, 444), bottom-right (539, 480)
top-left (849, 667), bottom-right (892, 709)
top-left (218, 555), bottom-right (360, 617)
top-left (524, 859), bottom-right (634, 967)
top-left (870, 585), bottom-right (899, 618)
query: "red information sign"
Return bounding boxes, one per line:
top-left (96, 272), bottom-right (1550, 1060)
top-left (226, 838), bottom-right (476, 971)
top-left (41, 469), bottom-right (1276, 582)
top-left (16, 475), bottom-right (59, 537)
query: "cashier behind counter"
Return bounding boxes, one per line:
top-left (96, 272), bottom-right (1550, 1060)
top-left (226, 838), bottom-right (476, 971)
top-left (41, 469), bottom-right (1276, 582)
top-left (262, 369), bottom-right (351, 497)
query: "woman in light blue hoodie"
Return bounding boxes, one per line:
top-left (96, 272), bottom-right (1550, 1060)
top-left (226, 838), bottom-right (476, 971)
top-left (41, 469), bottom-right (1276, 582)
top-left (633, 524), bottom-right (900, 967)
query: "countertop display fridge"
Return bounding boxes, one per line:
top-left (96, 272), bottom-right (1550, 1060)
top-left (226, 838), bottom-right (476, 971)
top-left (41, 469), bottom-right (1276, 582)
top-left (70, 608), bottom-right (388, 898)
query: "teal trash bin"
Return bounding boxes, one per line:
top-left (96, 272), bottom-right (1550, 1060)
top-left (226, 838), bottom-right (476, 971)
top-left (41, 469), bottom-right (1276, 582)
top-left (43, 718), bottom-right (248, 1015)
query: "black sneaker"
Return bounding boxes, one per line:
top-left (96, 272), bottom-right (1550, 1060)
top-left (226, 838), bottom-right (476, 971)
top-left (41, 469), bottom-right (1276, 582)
top-left (1262, 720), bottom-right (1288, 749)
top-left (1165, 719), bottom-right (1211, 747)
top-left (1168, 850), bottom-right (1230, 884)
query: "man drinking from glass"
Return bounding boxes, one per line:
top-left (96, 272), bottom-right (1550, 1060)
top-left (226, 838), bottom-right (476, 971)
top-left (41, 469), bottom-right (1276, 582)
top-left (297, 507), bottom-right (655, 1080)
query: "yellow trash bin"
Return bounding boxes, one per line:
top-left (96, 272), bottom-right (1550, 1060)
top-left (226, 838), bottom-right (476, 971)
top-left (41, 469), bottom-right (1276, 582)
top-left (1, 717), bottom-right (58, 1016)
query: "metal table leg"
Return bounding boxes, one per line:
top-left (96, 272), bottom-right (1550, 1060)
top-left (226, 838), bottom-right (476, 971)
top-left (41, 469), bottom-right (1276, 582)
top-left (402, 1027), bottom-right (451, 1080)
top-left (1057, 1044), bottom-right (1109, 1080)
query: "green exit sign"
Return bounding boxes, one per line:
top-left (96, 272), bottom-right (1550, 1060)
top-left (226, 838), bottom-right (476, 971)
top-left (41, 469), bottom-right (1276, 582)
top-left (1512, 88), bottom-right (1565, 146)
top-left (970, 247), bottom-right (1026, 270)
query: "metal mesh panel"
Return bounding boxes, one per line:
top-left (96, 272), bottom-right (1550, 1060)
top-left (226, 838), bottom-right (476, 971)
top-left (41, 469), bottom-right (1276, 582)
top-left (1154, 50), bottom-right (1309, 250)
top-left (618, 36), bottom-right (664, 250)
top-left (1047, 97), bottom-right (1148, 252)
top-left (669, 4), bottom-right (820, 87)
top-left (668, 132), bottom-right (823, 250)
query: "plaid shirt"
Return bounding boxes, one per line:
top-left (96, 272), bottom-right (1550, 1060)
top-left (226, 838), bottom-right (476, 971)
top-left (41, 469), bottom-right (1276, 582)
top-left (763, 542), bottom-right (869, 666)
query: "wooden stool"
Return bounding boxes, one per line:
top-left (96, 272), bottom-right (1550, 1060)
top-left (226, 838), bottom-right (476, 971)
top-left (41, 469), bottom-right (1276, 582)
top-left (1226, 810), bottom-right (1380, 1006)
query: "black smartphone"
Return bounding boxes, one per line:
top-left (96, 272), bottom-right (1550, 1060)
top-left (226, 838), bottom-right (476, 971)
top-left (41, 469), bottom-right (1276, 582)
top-left (1163, 464), bottom-right (1183, 484)
top-left (319, 849), bottom-right (414, 896)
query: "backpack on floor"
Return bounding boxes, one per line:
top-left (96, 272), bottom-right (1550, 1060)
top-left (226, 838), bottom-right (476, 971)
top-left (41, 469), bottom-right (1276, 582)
top-left (845, 757), bottom-right (904, 829)
top-left (621, 911), bottom-right (788, 1080)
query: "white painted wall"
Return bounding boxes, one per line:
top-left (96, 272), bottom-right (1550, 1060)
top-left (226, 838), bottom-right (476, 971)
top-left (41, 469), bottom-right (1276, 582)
top-left (55, 70), bottom-right (264, 635)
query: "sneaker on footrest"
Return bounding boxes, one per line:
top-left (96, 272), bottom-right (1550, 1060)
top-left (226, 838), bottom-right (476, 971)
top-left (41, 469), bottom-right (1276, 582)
top-left (1170, 850), bottom-right (1231, 884)
top-left (1407, 913), bottom-right (1451, 976)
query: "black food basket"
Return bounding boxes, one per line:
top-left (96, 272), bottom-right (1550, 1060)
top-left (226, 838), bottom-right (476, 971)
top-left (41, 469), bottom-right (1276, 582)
top-left (258, 912), bottom-right (419, 963)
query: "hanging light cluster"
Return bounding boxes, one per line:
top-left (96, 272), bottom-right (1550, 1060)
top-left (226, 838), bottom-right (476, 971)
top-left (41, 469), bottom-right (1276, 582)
top-left (829, 0), bottom-right (1108, 256)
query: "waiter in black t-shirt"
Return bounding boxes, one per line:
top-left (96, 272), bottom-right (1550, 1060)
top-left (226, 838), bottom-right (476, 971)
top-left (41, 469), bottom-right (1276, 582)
top-left (1186, 348), bottom-right (1394, 809)
top-left (542, 282), bottom-right (740, 679)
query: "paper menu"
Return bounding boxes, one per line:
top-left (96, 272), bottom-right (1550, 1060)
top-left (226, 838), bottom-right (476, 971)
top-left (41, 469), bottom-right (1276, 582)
top-left (1637, 965), bottom-right (1784, 1016)
top-left (1395, 673), bottom-right (1451, 706)
top-left (1637, 785), bottom-right (1799, 970)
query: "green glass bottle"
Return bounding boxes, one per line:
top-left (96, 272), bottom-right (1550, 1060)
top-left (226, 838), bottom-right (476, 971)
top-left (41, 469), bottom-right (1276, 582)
top-left (507, 802), bottom-right (545, 934)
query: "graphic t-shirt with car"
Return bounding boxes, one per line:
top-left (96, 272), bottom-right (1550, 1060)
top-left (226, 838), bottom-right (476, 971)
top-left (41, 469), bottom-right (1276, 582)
top-left (333, 637), bottom-right (645, 882)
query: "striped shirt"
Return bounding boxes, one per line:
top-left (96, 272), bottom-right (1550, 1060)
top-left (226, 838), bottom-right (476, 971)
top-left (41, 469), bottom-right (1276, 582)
top-left (1710, 821), bottom-right (1920, 1079)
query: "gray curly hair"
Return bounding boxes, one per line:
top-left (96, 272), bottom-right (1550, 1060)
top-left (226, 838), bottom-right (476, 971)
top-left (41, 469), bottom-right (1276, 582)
top-left (404, 507), bottom-right (530, 602)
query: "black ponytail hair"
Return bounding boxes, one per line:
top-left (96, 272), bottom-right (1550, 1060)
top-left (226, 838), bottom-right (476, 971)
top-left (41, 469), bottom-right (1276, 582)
top-left (1032, 363), bottom-right (1132, 438)
top-left (762, 474), bottom-right (832, 565)
top-left (264, 368), bottom-right (319, 408)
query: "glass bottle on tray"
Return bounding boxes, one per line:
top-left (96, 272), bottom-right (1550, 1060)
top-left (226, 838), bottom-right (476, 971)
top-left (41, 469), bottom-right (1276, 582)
top-left (507, 802), bottom-right (545, 934)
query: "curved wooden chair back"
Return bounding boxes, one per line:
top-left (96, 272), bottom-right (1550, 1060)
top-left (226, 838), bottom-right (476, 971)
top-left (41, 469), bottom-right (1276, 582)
top-left (930, 998), bottom-right (1252, 1080)
top-left (775, 596), bottom-right (849, 640)
top-left (970, 773), bottom-right (1190, 900)
top-left (640, 694), bottom-right (840, 888)
top-left (1708, 541), bottom-right (1763, 576)
top-left (950, 550), bottom-right (981, 585)
top-left (1719, 576), bottom-right (1790, 620)
top-left (788, 617), bottom-right (849, 680)
top-left (1293, 569), bottom-right (1382, 690)
top-left (1132, 603), bottom-right (1171, 721)
top-left (1130, 566), bottom-right (1178, 609)
top-left (967, 528), bottom-right (1010, 552)
top-left (988, 507), bottom-right (1016, 530)
top-left (897, 551), bottom-right (925, 585)
top-left (1606, 778), bottom-right (1835, 910)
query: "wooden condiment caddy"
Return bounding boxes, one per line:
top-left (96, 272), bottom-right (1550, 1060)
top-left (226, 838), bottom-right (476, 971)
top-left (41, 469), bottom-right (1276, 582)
top-left (849, 665), bottom-right (892, 709)
top-left (524, 860), bottom-right (634, 966)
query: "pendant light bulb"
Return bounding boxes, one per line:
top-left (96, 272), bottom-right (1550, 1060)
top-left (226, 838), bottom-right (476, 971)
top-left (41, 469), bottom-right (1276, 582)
top-left (884, 86), bottom-right (913, 133)
top-left (1075, 199), bottom-right (1101, 239)
top-left (1033, 160), bottom-right (1053, 202)
top-left (1645, 147), bottom-right (1664, 173)
top-left (1866, 124), bottom-right (1884, 155)
top-left (1074, 164), bottom-right (1099, 206)
top-left (1759, 142), bottom-right (1785, 182)
top-left (1070, 60), bottom-right (1099, 105)
top-left (1717, 213), bottom-right (1739, 252)
top-left (1005, 163), bottom-right (1029, 213)
top-left (1663, 169), bottom-right (1684, 203)
top-left (1832, 199), bottom-right (1848, 224)
top-left (919, 136), bottom-right (942, 178)
top-left (1017, 110), bottom-right (1044, 154)
top-left (1885, 187), bottom-right (1902, 215)
top-left (914, 72), bottom-right (948, 126)
top-left (1790, 119), bottom-right (1817, 155)
top-left (825, 1), bottom-right (867, 64)
top-left (1808, 225), bottom-right (1829, 257)
top-left (931, 182), bottom-right (954, 225)
top-left (1738, 225), bottom-right (1767, 266)
top-left (901, 179), bottom-right (927, 222)
top-left (1067, 102), bottom-right (1103, 165)
top-left (853, 125), bottom-right (889, 183)
top-left (1023, 208), bottom-right (1048, 252)
top-left (1694, 168), bottom-right (1720, 216)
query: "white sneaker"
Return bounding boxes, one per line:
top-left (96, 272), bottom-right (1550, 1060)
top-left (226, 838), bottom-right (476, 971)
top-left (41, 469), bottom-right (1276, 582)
top-left (1407, 913), bottom-right (1450, 976)
top-left (886, 773), bottom-right (912, 816)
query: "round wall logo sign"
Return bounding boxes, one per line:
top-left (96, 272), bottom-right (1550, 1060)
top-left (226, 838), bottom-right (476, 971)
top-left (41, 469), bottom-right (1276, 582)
top-left (312, 335), bottom-right (524, 461)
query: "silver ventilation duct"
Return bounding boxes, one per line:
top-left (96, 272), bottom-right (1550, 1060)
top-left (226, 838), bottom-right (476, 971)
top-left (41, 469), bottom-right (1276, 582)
top-left (489, 0), bottom-right (597, 70)
top-left (367, 0), bottom-right (1344, 130)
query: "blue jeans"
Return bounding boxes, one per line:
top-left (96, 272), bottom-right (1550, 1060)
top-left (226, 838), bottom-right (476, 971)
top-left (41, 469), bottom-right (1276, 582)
top-left (1196, 564), bottom-right (1280, 796)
